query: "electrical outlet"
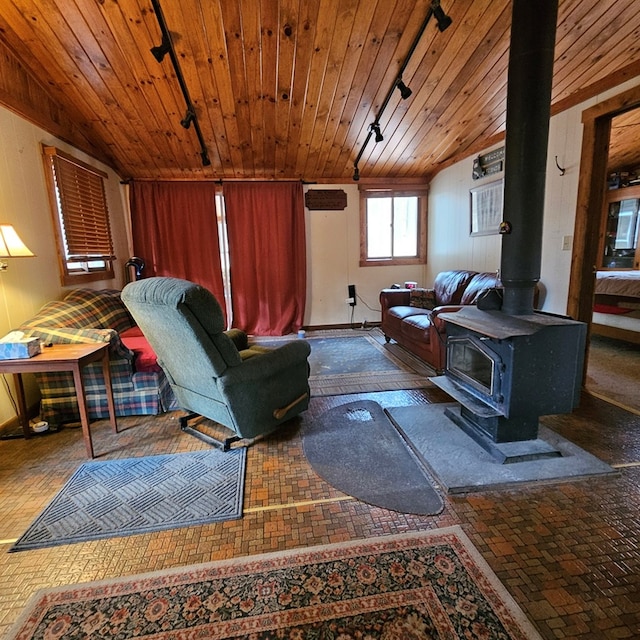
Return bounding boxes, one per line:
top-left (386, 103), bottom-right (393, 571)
top-left (347, 284), bottom-right (356, 306)
top-left (562, 235), bottom-right (573, 251)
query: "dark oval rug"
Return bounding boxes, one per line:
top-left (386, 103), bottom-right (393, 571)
top-left (302, 400), bottom-right (443, 515)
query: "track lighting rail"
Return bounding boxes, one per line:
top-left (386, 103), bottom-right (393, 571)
top-left (353, 0), bottom-right (451, 181)
top-left (150, 0), bottom-right (211, 166)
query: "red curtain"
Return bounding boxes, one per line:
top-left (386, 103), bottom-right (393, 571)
top-left (129, 181), bottom-right (226, 319)
top-left (223, 182), bottom-right (306, 336)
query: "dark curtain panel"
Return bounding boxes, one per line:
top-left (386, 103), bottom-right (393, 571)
top-left (223, 182), bottom-right (306, 336)
top-left (129, 181), bottom-right (226, 321)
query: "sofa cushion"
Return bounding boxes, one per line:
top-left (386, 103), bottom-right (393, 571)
top-left (63, 289), bottom-right (135, 334)
top-left (433, 270), bottom-right (478, 305)
top-left (387, 306), bottom-right (432, 321)
top-left (24, 299), bottom-right (101, 329)
top-left (460, 272), bottom-right (501, 305)
top-left (409, 288), bottom-right (437, 310)
top-left (401, 314), bottom-right (433, 344)
top-left (120, 326), bottom-right (161, 372)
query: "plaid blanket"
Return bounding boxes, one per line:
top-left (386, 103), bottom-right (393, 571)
top-left (19, 289), bottom-right (176, 426)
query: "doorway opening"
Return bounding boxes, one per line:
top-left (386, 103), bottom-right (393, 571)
top-left (569, 84), bottom-right (640, 412)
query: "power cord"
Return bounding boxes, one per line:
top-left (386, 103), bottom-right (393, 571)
top-left (0, 375), bottom-right (23, 440)
top-left (1, 374), bottom-right (18, 415)
top-left (0, 375), bottom-right (49, 438)
top-left (356, 293), bottom-right (381, 314)
top-left (351, 293), bottom-right (381, 331)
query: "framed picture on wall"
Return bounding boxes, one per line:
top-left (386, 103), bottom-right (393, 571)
top-left (470, 179), bottom-right (503, 236)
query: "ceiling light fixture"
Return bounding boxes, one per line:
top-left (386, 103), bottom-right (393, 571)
top-left (396, 80), bottom-right (412, 100)
top-left (371, 123), bottom-right (384, 143)
top-left (432, 0), bottom-right (453, 32)
top-left (150, 34), bottom-right (171, 63)
top-left (180, 107), bottom-right (196, 129)
top-left (352, 1), bottom-right (452, 180)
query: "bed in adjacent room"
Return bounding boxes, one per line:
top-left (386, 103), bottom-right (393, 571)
top-left (592, 270), bottom-right (640, 344)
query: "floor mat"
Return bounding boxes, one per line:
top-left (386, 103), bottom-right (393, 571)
top-left (6, 526), bottom-right (542, 639)
top-left (11, 448), bottom-right (246, 551)
top-left (302, 399), bottom-right (443, 514)
top-left (254, 330), bottom-right (431, 396)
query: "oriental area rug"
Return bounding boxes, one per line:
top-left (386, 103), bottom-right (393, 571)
top-left (254, 329), bottom-right (432, 396)
top-left (7, 526), bottom-right (542, 640)
top-left (11, 449), bottom-right (246, 552)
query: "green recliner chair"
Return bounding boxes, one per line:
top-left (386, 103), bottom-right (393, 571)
top-left (121, 277), bottom-right (311, 450)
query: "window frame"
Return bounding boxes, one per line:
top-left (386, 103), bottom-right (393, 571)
top-left (42, 145), bottom-right (115, 285)
top-left (359, 184), bottom-right (428, 267)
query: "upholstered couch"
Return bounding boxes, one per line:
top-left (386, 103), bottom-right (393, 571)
top-left (18, 288), bottom-right (176, 428)
top-left (380, 270), bottom-right (502, 373)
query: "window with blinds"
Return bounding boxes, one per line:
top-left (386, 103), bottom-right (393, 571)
top-left (42, 145), bottom-right (115, 284)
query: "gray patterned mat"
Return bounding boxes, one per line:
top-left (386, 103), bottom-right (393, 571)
top-left (255, 330), bottom-right (431, 396)
top-left (11, 449), bottom-right (246, 551)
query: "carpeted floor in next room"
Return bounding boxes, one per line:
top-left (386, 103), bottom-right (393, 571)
top-left (586, 334), bottom-right (640, 413)
top-left (0, 331), bottom-right (639, 638)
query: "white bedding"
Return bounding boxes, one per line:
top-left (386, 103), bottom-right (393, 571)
top-left (593, 271), bottom-right (640, 335)
top-left (595, 270), bottom-right (640, 298)
top-left (592, 310), bottom-right (640, 332)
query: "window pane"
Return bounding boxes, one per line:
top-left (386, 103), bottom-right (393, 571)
top-left (367, 197), bottom-right (392, 258)
top-left (393, 197), bottom-right (418, 257)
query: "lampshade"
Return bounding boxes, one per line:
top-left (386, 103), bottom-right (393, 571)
top-left (0, 224), bottom-right (35, 268)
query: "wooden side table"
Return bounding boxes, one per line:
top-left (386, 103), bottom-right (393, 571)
top-left (0, 343), bottom-right (118, 458)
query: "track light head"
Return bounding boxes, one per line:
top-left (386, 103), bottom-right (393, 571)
top-left (150, 34), bottom-right (171, 62)
top-left (353, 165), bottom-right (360, 181)
top-left (370, 123), bottom-right (384, 143)
top-left (396, 80), bottom-right (412, 100)
top-left (432, 1), bottom-right (452, 32)
top-left (180, 107), bottom-right (196, 129)
top-left (201, 150), bottom-right (211, 166)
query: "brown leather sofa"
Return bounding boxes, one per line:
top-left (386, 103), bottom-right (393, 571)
top-left (380, 270), bottom-right (501, 373)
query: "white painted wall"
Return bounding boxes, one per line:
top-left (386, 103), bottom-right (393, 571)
top-left (303, 183), bottom-right (427, 327)
top-left (427, 156), bottom-right (502, 283)
top-left (427, 75), bottom-right (640, 314)
top-left (0, 106), bottom-right (129, 426)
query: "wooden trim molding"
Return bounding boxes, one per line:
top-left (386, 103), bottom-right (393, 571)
top-left (569, 83), bottom-right (640, 383)
top-left (569, 84), bottom-right (640, 323)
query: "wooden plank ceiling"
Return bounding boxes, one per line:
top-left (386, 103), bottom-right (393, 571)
top-left (0, 0), bottom-right (639, 182)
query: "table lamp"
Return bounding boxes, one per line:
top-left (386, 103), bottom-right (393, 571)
top-left (0, 224), bottom-right (35, 270)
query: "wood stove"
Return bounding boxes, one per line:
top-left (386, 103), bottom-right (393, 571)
top-left (427, 0), bottom-right (589, 462)
top-left (432, 306), bottom-right (586, 455)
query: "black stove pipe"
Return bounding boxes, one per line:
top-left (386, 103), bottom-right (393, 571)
top-left (500, 0), bottom-right (558, 315)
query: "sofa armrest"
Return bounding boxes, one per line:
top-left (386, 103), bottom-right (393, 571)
top-left (225, 328), bottom-right (249, 351)
top-left (20, 325), bottom-right (133, 361)
top-left (431, 305), bottom-right (463, 332)
top-left (380, 288), bottom-right (411, 311)
top-left (222, 340), bottom-right (311, 384)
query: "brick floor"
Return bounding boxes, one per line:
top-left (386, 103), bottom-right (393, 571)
top-left (0, 387), bottom-right (638, 638)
